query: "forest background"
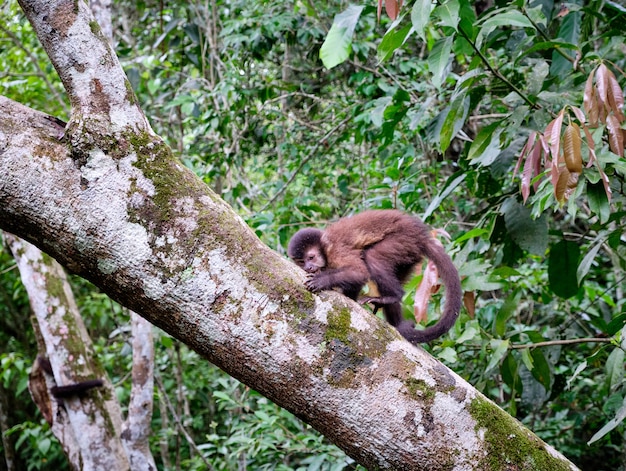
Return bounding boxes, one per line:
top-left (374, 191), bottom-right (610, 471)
top-left (0, 0), bottom-right (625, 469)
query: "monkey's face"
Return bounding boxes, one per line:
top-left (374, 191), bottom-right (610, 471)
top-left (301, 246), bottom-right (326, 273)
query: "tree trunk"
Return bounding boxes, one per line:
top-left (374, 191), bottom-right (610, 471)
top-left (0, 1), bottom-right (580, 469)
top-left (6, 235), bottom-right (130, 470)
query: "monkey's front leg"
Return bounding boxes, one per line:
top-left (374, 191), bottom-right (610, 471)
top-left (304, 268), bottom-right (367, 301)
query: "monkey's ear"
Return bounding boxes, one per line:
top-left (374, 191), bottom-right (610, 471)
top-left (287, 228), bottom-right (323, 259)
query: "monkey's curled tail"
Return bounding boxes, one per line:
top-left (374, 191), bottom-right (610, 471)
top-left (398, 240), bottom-right (462, 343)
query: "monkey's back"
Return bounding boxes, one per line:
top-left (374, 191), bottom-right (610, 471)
top-left (321, 210), bottom-right (432, 269)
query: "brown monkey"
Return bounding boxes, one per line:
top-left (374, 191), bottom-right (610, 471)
top-left (287, 210), bottom-right (461, 343)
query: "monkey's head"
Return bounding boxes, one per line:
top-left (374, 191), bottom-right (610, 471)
top-left (287, 228), bottom-right (326, 273)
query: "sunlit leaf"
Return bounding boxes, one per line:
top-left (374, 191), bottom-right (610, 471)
top-left (423, 172), bottom-right (466, 220)
top-left (377, 23), bottom-right (413, 63)
top-left (411, 0), bottom-right (433, 41)
top-left (576, 237), bottom-right (603, 284)
top-left (566, 360), bottom-right (587, 389)
top-left (485, 339), bottom-right (510, 372)
top-left (319, 5), bottom-right (364, 69)
top-left (548, 240), bottom-right (580, 298)
top-left (468, 120), bottom-right (503, 165)
top-left (428, 35), bottom-right (454, 89)
top-left (434, 0), bottom-right (460, 30)
top-left (439, 93), bottom-right (469, 152)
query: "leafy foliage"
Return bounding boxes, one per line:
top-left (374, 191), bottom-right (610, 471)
top-left (1, 0), bottom-right (626, 469)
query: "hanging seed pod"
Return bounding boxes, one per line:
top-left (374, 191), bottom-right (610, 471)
top-left (563, 123), bottom-right (583, 173)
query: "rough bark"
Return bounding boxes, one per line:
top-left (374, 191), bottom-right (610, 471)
top-left (6, 235), bottom-right (130, 470)
top-left (122, 313), bottom-right (157, 471)
top-left (0, 1), bottom-right (580, 469)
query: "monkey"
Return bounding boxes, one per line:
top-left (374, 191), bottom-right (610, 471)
top-left (287, 210), bottom-right (462, 343)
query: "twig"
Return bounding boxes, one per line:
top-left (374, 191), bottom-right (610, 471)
top-left (510, 338), bottom-right (612, 349)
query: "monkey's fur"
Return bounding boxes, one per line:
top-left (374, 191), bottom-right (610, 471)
top-left (287, 210), bottom-right (462, 343)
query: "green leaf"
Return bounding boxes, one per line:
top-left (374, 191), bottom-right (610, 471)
top-left (495, 291), bottom-right (520, 337)
top-left (501, 352), bottom-right (521, 394)
top-left (411, 0), bottom-right (433, 41)
top-left (588, 179), bottom-right (610, 223)
top-left (428, 35), bottom-right (454, 89)
top-left (588, 396), bottom-right (626, 445)
top-left (520, 348), bottom-right (534, 371)
top-left (436, 346), bottom-right (458, 363)
top-left (566, 360), bottom-right (587, 389)
top-left (434, 0), bottom-right (460, 30)
top-left (456, 321), bottom-right (479, 343)
top-left (485, 339), bottom-right (510, 372)
top-left (529, 348), bottom-right (552, 392)
top-left (516, 40), bottom-right (578, 63)
top-left (468, 120), bottom-right (503, 165)
top-left (319, 5), bottom-right (364, 69)
top-left (476, 9), bottom-right (534, 48)
top-left (38, 438), bottom-right (52, 455)
top-left (369, 97), bottom-right (393, 127)
top-left (501, 198), bottom-right (548, 256)
top-left (576, 238), bottom-right (603, 285)
top-left (606, 348), bottom-right (625, 390)
top-left (550, 11), bottom-right (581, 78)
top-left (378, 23), bottom-right (413, 63)
top-left (440, 94), bottom-right (470, 152)
top-left (548, 240), bottom-right (580, 299)
top-left (423, 172), bottom-right (466, 220)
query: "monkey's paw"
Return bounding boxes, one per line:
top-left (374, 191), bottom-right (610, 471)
top-left (304, 274), bottom-right (324, 293)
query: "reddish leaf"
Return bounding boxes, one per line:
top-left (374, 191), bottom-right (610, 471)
top-left (563, 123), bottom-right (583, 172)
top-left (377, 0), bottom-right (383, 21)
top-left (546, 110), bottom-right (564, 161)
top-left (596, 64), bottom-right (609, 122)
top-left (385, 0), bottom-right (403, 20)
top-left (555, 161), bottom-right (568, 203)
top-left (514, 131), bottom-right (536, 177)
top-left (522, 138), bottom-right (541, 202)
top-left (606, 114), bottom-right (624, 157)
top-left (554, 157), bottom-right (578, 203)
top-left (583, 69), bottom-right (599, 126)
top-left (606, 70), bottom-right (625, 122)
top-left (463, 291), bottom-right (475, 319)
top-left (538, 134), bottom-right (550, 167)
top-left (413, 260), bottom-right (439, 323)
top-left (545, 112), bottom-right (564, 190)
